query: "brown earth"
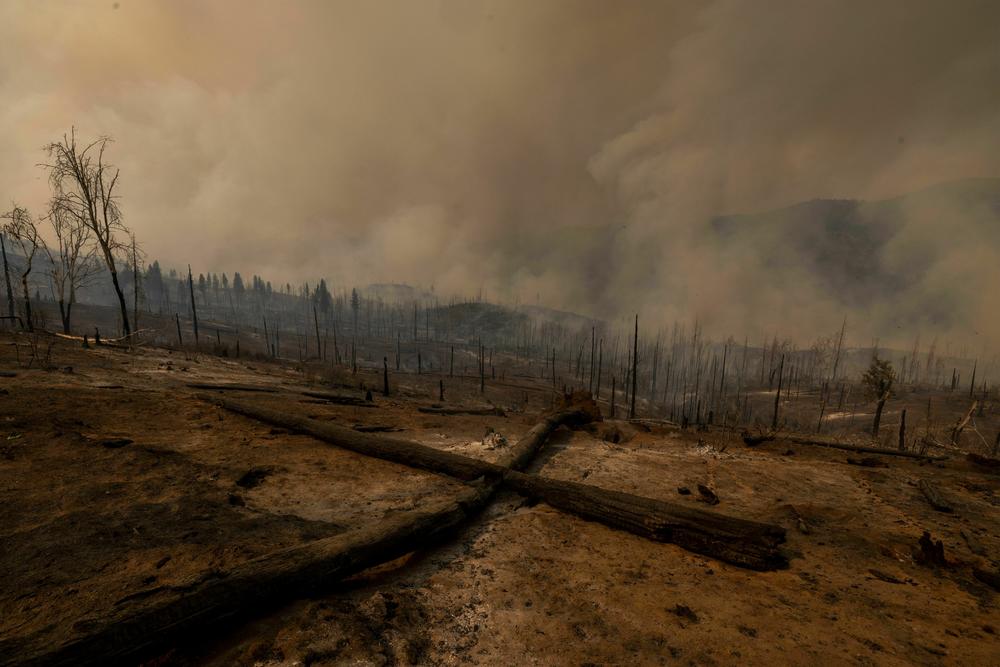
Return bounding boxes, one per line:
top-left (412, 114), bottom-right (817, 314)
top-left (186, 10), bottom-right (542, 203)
top-left (0, 331), bottom-right (997, 666)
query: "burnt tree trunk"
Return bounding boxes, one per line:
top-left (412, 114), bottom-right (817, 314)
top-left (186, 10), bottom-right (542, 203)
top-left (262, 316), bottom-right (271, 357)
top-left (187, 265), bottom-right (199, 346)
top-left (58, 299), bottom-right (71, 334)
top-left (772, 354), bottom-right (784, 429)
top-left (629, 315), bottom-right (638, 419)
top-left (872, 390), bottom-right (888, 438)
top-left (5, 484), bottom-right (496, 667)
top-left (743, 431), bottom-right (947, 460)
top-left (504, 470), bottom-right (786, 571)
top-left (300, 390), bottom-right (375, 406)
top-left (314, 304), bottom-right (322, 360)
top-left (19, 271), bottom-right (32, 332)
top-left (898, 409), bottom-right (907, 451)
top-left (950, 401), bottom-right (977, 445)
top-left (596, 339), bottom-right (603, 401)
top-left (418, 406), bottom-right (504, 416)
top-left (0, 233), bottom-right (14, 320)
top-left (917, 479), bottom-right (953, 513)
top-left (186, 383), bottom-right (279, 393)
top-left (611, 375), bottom-right (616, 418)
top-left (131, 236), bottom-right (140, 335)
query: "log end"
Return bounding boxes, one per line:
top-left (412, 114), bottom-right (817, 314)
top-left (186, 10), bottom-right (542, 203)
top-left (741, 429), bottom-right (775, 446)
top-left (557, 390), bottom-right (602, 423)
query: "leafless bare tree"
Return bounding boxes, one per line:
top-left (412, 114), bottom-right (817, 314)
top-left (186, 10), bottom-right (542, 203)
top-left (41, 128), bottom-right (132, 337)
top-left (43, 200), bottom-right (100, 333)
top-left (1, 204), bottom-right (45, 331)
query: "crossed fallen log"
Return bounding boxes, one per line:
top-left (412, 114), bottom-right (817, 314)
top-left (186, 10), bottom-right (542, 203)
top-left (207, 394), bottom-right (787, 571)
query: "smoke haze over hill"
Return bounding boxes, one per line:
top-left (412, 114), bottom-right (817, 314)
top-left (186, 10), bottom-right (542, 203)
top-left (2, 0), bottom-right (999, 348)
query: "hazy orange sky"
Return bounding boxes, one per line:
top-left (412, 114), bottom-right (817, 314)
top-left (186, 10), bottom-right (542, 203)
top-left (2, 1), bottom-right (999, 345)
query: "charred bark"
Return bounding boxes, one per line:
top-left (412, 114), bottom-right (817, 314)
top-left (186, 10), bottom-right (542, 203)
top-left (742, 431), bottom-right (946, 461)
top-left (917, 479), bottom-right (953, 513)
top-left (2, 484), bottom-right (495, 667)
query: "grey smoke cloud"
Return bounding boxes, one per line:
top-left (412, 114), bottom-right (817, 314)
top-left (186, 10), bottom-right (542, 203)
top-left (1, 0), bottom-right (998, 348)
top-left (587, 0), bottom-right (1000, 346)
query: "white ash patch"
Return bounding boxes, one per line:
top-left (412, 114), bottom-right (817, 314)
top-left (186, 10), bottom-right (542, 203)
top-left (691, 440), bottom-right (736, 459)
top-left (481, 429), bottom-right (509, 450)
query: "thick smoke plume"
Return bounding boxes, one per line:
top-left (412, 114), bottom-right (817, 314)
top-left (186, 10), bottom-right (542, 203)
top-left (1, 0), bottom-right (999, 348)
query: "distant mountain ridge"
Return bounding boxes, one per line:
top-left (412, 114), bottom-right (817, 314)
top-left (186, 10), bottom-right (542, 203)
top-left (707, 177), bottom-right (1000, 320)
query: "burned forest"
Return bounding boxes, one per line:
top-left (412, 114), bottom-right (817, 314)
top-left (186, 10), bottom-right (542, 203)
top-left (2, 2), bottom-right (1000, 665)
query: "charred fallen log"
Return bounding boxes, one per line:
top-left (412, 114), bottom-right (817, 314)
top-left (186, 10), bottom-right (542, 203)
top-left (417, 405), bottom-right (505, 416)
top-left (973, 566), bottom-right (1000, 591)
top-left (742, 431), bottom-right (947, 461)
top-left (3, 484), bottom-right (495, 667)
top-left (301, 390), bottom-right (375, 407)
top-left (502, 471), bottom-right (786, 571)
top-left (967, 452), bottom-right (1000, 469)
top-left (917, 479), bottom-right (953, 513)
top-left (204, 394), bottom-right (514, 480)
top-left (184, 382), bottom-right (279, 393)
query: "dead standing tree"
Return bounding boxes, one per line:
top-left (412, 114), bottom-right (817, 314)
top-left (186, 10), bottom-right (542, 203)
top-left (130, 233), bottom-right (144, 334)
top-left (43, 201), bottom-right (100, 334)
top-left (187, 265), bottom-right (199, 346)
top-left (0, 226), bottom-right (14, 322)
top-left (629, 314), bottom-right (638, 419)
top-left (772, 354), bottom-right (785, 429)
top-left (1, 204), bottom-right (44, 331)
top-left (42, 129), bottom-right (133, 338)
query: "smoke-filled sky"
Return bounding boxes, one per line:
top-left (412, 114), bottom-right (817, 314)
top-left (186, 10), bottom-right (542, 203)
top-left (2, 0), bottom-right (999, 347)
